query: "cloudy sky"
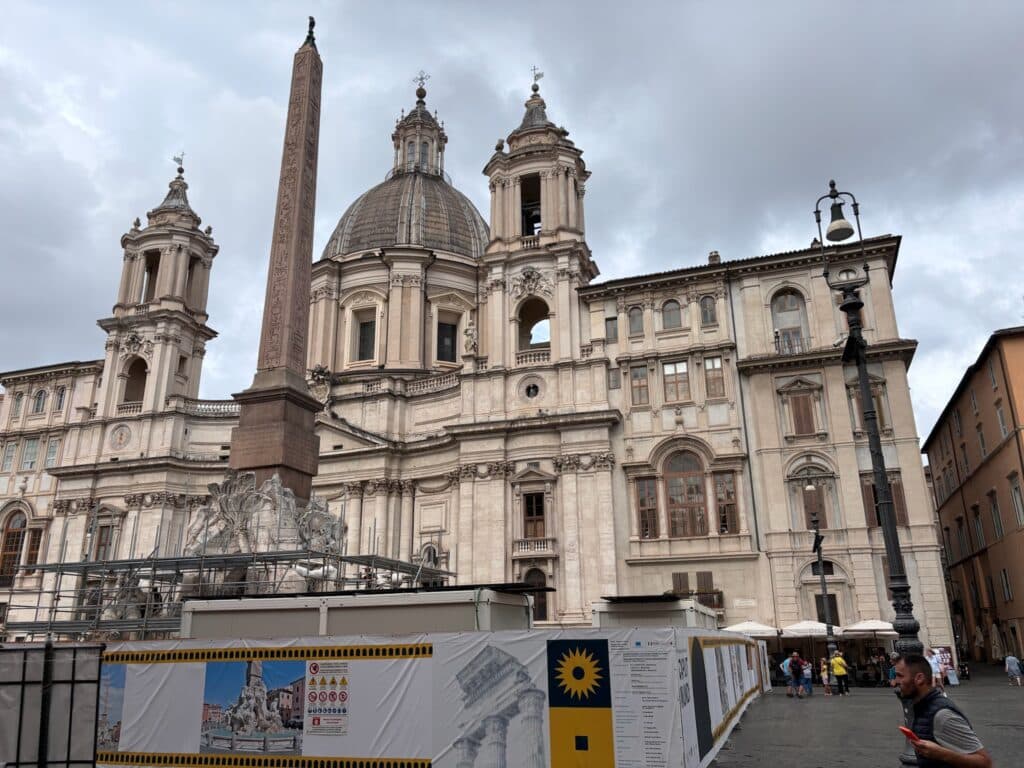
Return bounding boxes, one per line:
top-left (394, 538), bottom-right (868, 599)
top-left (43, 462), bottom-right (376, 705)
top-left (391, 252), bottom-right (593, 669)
top-left (1, 1), bottom-right (1021, 440)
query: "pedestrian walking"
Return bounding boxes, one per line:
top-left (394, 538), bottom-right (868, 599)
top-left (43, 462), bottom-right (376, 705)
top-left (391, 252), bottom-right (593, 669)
top-left (789, 652), bottom-right (806, 699)
top-left (801, 656), bottom-right (813, 696)
top-left (830, 650), bottom-right (850, 696)
top-left (820, 657), bottom-right (832, 696)
top-left (1005, 653), bottom-right (1023, 686)
top-left (894, 654), bottom-right (992, 767)
top-left (781, 653), bottom-right (795, 697)
top-left (888, 652), bottom-right (899, 687)
top-left (925, 649), bottom-right (945, 693)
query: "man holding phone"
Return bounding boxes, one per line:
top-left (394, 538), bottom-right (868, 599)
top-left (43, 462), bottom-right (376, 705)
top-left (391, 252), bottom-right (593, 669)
top-left (893, 654), bottom-right (991, 767)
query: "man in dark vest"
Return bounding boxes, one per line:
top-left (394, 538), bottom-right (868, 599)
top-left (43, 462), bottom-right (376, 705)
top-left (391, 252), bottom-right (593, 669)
top-left (893, 654), bottom-right (992, 767)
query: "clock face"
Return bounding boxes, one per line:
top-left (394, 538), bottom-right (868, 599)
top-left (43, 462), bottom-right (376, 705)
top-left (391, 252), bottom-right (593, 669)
top-left (110, 425), bottom-right (131, 450)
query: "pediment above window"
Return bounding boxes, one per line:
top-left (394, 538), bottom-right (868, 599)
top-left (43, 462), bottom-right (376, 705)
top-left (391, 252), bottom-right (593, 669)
top-left (512, 467), bottom-right (557, 484)
top-left (776, 376), bottom-right (823, 395)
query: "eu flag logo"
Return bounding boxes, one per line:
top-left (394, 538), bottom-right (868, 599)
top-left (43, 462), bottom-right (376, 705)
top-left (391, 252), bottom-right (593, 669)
top-left (547, 639), bottom-right (614, 766)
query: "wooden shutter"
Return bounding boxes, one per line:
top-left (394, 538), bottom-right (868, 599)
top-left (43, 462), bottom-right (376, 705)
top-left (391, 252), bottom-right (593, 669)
top-left (792, 394), bottom-right (815, 435)
top-left (696, 570), bottom-right (714, 592)
top-left (802, 484), bottom-right (826, 529)
top-left (672, 572), bottom-right (690, 595)
top-left (861, 475), bottom-right (878, 526)
top-left (890, 476), bottom-right (909, 526)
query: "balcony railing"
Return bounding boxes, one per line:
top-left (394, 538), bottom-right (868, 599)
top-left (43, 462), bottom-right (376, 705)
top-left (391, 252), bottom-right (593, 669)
top-left (693, 589), bottom-right (725, 610)
top-left (516, 348), bottom-right (550, 366)
top-left (406, 371), bottom-right (459, 395)
top-left (773, 335), bottom-right (813, 356)
top-left (519, 235), bottom-right (540, 250)
top-left (513, 537), bottom-right (557, 556)
top-left (166, 396), bottom-right (240, 417)
top-left (116, 401), bottom-right (142, 416)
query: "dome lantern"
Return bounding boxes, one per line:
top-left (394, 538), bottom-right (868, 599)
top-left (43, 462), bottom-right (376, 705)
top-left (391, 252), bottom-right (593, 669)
top-left (391, 71), bottom-right (447, 177)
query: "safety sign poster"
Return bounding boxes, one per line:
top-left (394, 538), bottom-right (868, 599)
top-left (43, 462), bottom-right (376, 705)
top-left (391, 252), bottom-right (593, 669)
top-left (304, 660), bottom-right (350, 736)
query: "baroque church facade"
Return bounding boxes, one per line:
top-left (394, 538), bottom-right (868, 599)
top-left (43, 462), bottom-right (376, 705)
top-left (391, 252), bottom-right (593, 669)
top-left (0, 78), bottom-right (953, 647)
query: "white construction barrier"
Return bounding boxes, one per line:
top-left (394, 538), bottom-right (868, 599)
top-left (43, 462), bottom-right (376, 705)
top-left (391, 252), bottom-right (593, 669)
top-left (86, 629), bottom-right (770, 768)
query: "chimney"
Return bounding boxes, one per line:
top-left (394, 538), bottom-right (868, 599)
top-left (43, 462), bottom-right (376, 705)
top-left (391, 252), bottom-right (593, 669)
top-left (708, 250), bottom-right (721, 265)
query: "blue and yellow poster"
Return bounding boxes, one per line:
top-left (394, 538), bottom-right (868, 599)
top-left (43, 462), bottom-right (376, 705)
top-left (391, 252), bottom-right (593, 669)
top-left (546, 639), bottom-right (614, 767)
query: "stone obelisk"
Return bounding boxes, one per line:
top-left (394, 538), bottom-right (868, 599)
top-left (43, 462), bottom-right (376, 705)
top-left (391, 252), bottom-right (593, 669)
top-left (230, 18), bottom-right (323, 501)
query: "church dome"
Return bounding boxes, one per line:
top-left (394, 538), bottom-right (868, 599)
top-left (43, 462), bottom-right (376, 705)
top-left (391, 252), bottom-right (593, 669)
top-left (322, 169), bottom-right (488, 260)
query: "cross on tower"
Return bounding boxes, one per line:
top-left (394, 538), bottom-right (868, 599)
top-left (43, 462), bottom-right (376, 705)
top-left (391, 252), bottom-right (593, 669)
top-left (413, 70), bottom-right (430, 89)
top-left (172, 151), bottom-right (185, 173)
top-left (531, 65), bottom-right (544, 83)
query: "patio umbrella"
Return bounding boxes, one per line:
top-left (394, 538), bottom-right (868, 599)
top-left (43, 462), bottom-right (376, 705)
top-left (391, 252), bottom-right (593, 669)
top-left (842, 619), bottom-right (898, 639)
top-left (723, 620), bottom-right (780, 638)
top-left (781, 620), bottom-right (841, 637)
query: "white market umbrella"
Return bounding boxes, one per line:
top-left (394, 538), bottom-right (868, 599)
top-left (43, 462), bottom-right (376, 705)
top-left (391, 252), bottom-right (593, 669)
top-left (843, 619), bottom-right (898, 639)
top-left (781, 620), bottom-right (842, 637)
top-left (724, 620), bottom-right (780, 638)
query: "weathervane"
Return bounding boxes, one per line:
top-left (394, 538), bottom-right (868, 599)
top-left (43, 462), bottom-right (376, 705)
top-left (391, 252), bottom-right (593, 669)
top-left (173, 152), bottom-right (185, 173)
top-left (413, 70), bottom-right (430, 89)
top-left (531, 65), bottom-right (544, 83)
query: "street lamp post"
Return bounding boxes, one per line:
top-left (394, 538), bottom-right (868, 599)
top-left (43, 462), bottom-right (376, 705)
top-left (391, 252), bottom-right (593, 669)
top-left (804, 482), bottom-right (839, 657)
top-left (814, 180), bottom-right (923, 658)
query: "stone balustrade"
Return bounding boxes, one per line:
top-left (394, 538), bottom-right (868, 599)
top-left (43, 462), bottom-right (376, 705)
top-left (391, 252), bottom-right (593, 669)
top-left (165, 396), bottom-right (240, 417)
top-left (116, 401), bottom-right (143, 416)
top-left (515, 348), bottom-right (550, 366)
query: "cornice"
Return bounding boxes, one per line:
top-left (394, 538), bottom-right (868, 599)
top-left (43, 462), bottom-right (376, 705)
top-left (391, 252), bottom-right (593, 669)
top-left (736, 338), bottom-right (917, 374)
top-left (0, 360), bottom-right (103, 385)
top-left (48, 454), bottom-right (230, 479)
top-left (445, 409), bottom-right (621, 439)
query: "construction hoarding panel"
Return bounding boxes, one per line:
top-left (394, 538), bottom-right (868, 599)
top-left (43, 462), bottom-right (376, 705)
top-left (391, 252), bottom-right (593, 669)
top-left (91, 629), bottom-right (760, 768)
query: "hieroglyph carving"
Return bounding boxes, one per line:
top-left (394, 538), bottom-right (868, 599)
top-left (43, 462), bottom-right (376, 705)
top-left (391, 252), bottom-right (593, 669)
top-left (257, 40), bottom-right (322, 374)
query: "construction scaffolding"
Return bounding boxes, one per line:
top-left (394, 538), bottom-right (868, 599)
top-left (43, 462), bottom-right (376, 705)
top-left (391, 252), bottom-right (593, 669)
top-left (4, 550), bottom-right (454, 640)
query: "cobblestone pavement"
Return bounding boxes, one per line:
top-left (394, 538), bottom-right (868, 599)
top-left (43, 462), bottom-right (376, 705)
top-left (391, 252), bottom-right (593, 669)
top-left (712, 665), bottom-right (1020, 766)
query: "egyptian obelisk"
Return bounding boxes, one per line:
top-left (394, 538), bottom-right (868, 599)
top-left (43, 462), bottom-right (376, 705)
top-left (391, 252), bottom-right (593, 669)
top-left (230, 18), bottom-right (322, 501)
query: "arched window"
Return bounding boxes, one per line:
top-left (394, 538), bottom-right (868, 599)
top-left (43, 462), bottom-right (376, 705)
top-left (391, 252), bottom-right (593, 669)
top-left (122, 359), bottom-right (148, 404)
top-left (662, 299), bottom-right (682, 330)
top-left (54, 386), bottom-right (66, 412)
top-left (405, 140), bottom-right (415, 167)
top-left (524, 567), bottom-right (548, 622)
top-left (628, 306), bottom-right (644, 335)
top-left (700, 296), bottom-right (717, 326)
top-left (12, 393), bottom-right (24, 417)
top-left (771, 289), bottom-right (808, 354)
top-left (518, 298), bottom-right (550, 351)
top-left (420, 141), bottom-right (429, 167)
top-left (0, 511), bottom-right (27, 587)
top-left (791, 466), bottom-right (831, 530)
top-left (664, 451), bottom-right (706, 537)
top-left (31, 390), bottom-right (47, 414)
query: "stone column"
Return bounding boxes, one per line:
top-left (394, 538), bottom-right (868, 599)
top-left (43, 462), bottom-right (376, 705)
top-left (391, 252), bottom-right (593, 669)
top-left (453, 737), bottom-right (479, 768)
top-left (558, 168), bottom-right (569, 228)
top-left (478, 715), bottom-right (508, 768)
top-left (230, 21), bottom-right (323, 502)
top-left (172, 248), bottom-right (190, 298)
top-left (559, 471), bottom-right (585, 621)
top-left (344, 483), bottom-right (363, 561)
top-left (489, 181), bottom-right (499, 240)
top-left (129, 255), bottom-right (146, 304)
top-left (386, 274), bottom-right (404, 365)
top-left (399, 483), bottom-right (414, 562)
top-left (369, 483), bottom-right (389, 556)
top-left (116, 252), bottom-right (134, 307)
top-left (567, 173), bottom-right (578, 230)
top-left (520, 689), bottom-right (547, 768)
top-left (512, 178), bottom-right (522, 237)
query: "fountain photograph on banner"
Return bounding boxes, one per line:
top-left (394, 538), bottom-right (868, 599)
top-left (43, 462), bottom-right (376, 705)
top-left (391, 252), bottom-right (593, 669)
top-left (97, 664), bottom-right (126, 751)
top-left (201, 659), bottom-right (306, 754)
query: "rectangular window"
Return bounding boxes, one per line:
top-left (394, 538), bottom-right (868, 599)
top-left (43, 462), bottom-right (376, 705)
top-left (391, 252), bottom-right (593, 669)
top-left (988, 357), bottom-right (998, 389)
top-left (714, 472), bottom-right (738, 534)
top-left (791, 393), bottom-right (816, 436)
top-left (851, 388), bottom-right (888, 432)
top-left (956, 519), bottom-right (969, 559)
top-left (1, 443), bottom-right (15, 473)
top-left (605, 317), bottom-right (618, 342)
top-left (44, 438), bottom-right (60, 469)
top-left (977, 425), bottom-right (987, 458)
top-left (803, 482), bottom-right (826, 529)
top-left (972, 509), bottom-right (985, 549)
top-left (696, 571), bottom-right (718, 608)
top-left (630, 366), bottom-right (649, 406)
top-left (628, 308), bottom-right (644, 335)
top-left (607, 368), bottom-right (621, 390)
top-left (1001, 569), bottom-right (1013, 602)
top-left (637, 478), bottom-right (659, 539)
top-left (24, 529), bottom-right (42, 573)
top-left (357, 319), bottom-right (376, 361)
top-left (1011, 477), bottom-right (1024, 527)
top-left (953, 409), bottom-right (962, 437)
top-left (523, 493), bottom-right (545, 539)
top-left (20, 438), bottom-right (39, 470)
top-left (671, 572), bottom-right (690, 596)
top-left (815, 594), bottom-right (840, 625)
top-left (663, 361), bottom-right (690, 402)
top-left (990, 494), bottom-right (1004, 539)
top-left (704, 356), bottom-right (725, 398)
top-left (437, 321), bottom-right (458, 363)
top-left (861, 474), bottom-right (909, 527)
top-left (177, 355), bottom-right (188, 376)
top-left (811, 560), bottom-right (835, 576)
top-left (961, 444), bottom-right (969, 475)
top-left (997, 404), bottom-right (1009, 439)
top-left (93, 524), bottom-right (113, 562)
top-left (970, 388), bottom-right (978, 414)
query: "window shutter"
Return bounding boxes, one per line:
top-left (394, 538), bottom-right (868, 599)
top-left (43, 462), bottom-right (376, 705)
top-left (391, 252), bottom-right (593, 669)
top-left (890, 477), bottom-right (909, 526)
top-left (672, 572), bottom-right (689, 595)
top-left (696, 570), bottom-right (714, 592)
top-left (792, 394), bottom-right (815, 435)
top-left (861, 476), bottom-right (878, 526)
top-left (802, 485), bottom-right (825, 529)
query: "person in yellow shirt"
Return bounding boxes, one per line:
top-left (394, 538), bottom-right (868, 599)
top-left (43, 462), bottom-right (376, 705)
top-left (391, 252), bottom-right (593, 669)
top-left (830, 651), bottom-right (851, 696)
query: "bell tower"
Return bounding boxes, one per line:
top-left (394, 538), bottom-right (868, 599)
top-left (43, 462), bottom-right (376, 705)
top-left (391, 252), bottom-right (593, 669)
top-left (96, 162), bottom-right (218, 418)
top-left (480, 79), bottom-right (597, 368)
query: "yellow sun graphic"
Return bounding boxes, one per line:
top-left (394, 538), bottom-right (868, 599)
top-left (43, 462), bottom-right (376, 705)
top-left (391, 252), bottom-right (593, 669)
top-left (555, 647), bottom-right (603, 700)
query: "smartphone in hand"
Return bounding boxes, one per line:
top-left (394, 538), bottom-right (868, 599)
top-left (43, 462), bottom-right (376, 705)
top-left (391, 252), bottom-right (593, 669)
top-left (899, 726), bottom-right (920, 742)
